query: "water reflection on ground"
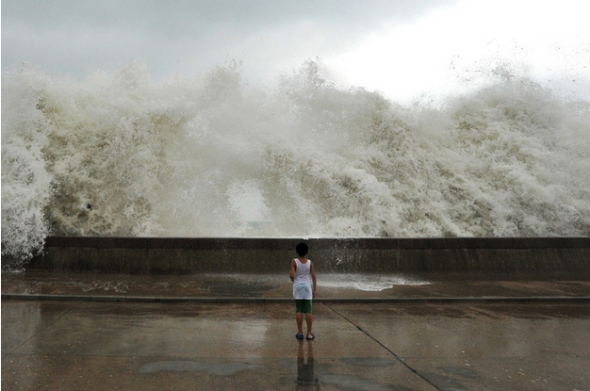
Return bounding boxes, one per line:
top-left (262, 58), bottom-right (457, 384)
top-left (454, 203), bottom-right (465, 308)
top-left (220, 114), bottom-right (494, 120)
top-left (296, 340), bottom-right (318, 389)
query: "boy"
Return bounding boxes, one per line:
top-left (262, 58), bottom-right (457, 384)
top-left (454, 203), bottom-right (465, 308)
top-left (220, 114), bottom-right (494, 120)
top-left (290, 242), bottom-right (317, 340)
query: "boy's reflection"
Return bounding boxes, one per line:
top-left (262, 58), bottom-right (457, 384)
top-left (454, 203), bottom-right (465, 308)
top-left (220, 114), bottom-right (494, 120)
top-left (296, 340), bottom-right (318, 389)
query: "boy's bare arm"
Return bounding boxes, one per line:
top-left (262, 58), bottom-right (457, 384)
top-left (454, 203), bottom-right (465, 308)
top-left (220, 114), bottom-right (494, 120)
top-left (290, 260), bottom-right (296, 281)
top-left (311, 263), bottom-right (317, 298)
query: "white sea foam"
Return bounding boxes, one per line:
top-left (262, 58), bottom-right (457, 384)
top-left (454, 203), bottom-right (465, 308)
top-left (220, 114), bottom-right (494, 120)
top-left (321, 274), bottom-right (429, 291)
top-left (2, 61), bottom-right (589, 267)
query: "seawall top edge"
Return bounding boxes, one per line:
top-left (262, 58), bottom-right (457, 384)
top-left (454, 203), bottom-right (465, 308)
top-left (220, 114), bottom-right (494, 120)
top-left (41, 236), bottom-right (590, 249)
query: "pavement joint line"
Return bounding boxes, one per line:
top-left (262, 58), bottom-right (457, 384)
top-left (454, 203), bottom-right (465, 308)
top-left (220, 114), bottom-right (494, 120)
top-left (4, 300), bottom-right (83, 356)
top-left (3, 293), bottom-right (590, 303)
top-left (323, 302), bottom-right (442, 391)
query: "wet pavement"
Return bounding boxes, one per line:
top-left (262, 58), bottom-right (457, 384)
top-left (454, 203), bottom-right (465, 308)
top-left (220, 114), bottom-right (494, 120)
top-left (2, 272), bottom-right (590, 389)
top-left (3, 271), bottom-right (590, 302)
top-left (2, 299), bottom-right (590, 390)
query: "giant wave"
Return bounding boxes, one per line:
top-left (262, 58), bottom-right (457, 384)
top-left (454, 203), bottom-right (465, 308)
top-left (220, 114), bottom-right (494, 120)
top-left (2, 61), bottom-right (589, 268)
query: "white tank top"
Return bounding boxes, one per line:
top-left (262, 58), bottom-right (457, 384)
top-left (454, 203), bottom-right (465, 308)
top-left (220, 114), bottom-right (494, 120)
top-left (293, 258), bottom-right (312, 284)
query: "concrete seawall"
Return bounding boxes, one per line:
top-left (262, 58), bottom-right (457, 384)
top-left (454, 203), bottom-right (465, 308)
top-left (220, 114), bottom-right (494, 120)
top-left (27, 237), bottom-right (590, 280)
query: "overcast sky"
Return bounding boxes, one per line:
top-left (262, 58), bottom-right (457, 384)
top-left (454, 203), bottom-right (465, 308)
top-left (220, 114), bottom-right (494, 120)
top-left (2, 0), bottom-right (589, 103)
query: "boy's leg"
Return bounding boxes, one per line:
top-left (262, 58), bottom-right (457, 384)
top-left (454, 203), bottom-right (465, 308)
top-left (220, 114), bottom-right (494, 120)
top-left (304, 300), bottom-right (313, 338)
top-left (296, 312), bottom-right (303, 335)
top-left (295, 299), bottom-right (304, 335)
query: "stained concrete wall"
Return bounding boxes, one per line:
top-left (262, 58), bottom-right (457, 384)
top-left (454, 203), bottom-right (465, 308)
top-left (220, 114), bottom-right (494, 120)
top-left (27, 237), bottom-right (590, 280)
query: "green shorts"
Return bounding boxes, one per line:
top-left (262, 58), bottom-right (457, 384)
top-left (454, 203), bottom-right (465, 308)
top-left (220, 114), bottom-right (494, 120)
top-left (295, 299), bottom-right (313, 313)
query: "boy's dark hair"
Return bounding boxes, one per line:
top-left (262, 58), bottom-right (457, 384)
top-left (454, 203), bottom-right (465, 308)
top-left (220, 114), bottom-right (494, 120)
top-left (296, 242), bottom-right (308, 257)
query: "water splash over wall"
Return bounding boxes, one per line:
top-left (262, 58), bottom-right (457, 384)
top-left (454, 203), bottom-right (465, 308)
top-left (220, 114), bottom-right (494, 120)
top-left (2, 61), bottom-right (589, 267)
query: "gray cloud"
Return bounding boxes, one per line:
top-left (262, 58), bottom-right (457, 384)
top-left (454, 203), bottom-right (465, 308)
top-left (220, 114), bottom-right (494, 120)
top-left (2, 0), bottom-right (446, 81)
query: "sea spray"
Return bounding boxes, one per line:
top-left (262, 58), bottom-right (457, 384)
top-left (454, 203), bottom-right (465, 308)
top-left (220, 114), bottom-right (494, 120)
top-left (2, 67), bottom-right (53, 269)
top-left (2, 61), bottom-right (589, 268)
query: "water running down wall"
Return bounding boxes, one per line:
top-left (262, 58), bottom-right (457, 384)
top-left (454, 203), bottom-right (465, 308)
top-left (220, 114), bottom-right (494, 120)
top-left (2, 61), bottom-right (590, 269)
top-left (26, 237), bottom-right (590, 279)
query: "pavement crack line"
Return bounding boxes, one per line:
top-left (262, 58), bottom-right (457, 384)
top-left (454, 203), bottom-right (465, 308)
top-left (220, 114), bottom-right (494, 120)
top-left (5, 300), bottom-right (86, 356)
top-left (323, 302), bottom-right (442, 391)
